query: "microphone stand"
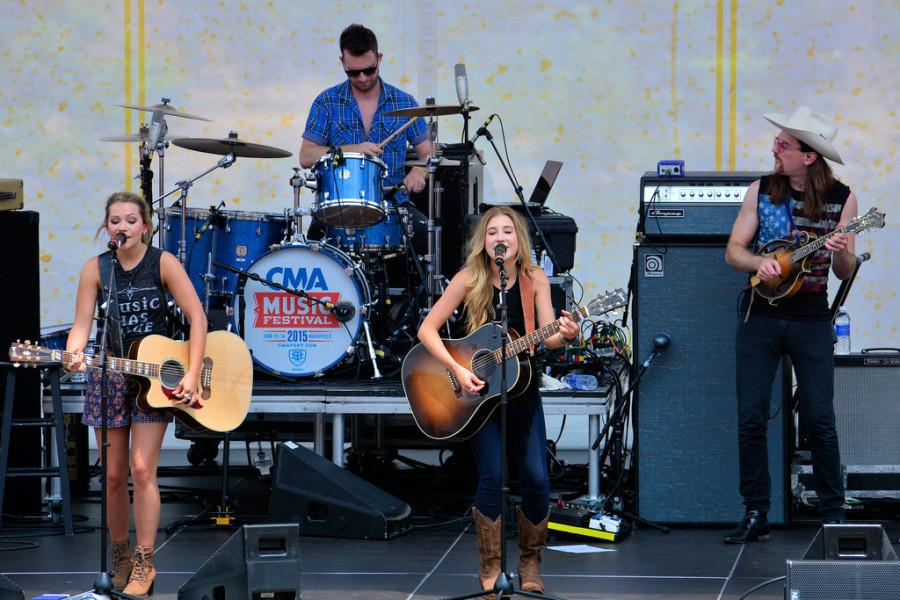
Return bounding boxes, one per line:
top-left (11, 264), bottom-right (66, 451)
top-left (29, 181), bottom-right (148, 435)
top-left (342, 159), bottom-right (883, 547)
top-left (476, 125), bottom-right (560, 273)
top-left (589, 335), bottom-right (671, 534)
top-left (70, 244), bottom-right (140, 600)
top-left (445, 252), bottom-right (564, 600)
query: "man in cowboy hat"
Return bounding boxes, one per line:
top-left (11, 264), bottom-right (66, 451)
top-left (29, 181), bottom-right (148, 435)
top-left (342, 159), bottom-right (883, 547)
top-left (723, 105), bottom-right (858, 543)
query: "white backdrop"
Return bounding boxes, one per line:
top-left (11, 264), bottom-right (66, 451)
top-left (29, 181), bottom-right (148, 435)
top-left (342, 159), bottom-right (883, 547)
top-left (3, 0), bottom-right (898, 350)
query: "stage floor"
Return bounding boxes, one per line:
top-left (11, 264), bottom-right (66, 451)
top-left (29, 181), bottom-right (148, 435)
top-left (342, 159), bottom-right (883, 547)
top-left (3, 452), bottom-right (899, 600)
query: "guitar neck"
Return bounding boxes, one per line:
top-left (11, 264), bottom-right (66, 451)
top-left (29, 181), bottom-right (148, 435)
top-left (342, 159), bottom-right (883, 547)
top-left (791, 220), bottom-right (866, 261)
top-left (491, 304), bottom-right (588, 362)
top-left (52, 350), bottom-right (161, 379)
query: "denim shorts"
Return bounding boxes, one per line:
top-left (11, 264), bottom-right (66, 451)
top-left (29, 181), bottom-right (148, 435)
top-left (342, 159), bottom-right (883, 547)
top-left (81, 368), bottom-right (173, 428)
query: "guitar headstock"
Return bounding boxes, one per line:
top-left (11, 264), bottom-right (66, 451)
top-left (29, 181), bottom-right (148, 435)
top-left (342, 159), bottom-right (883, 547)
top-left (581, 288), bottom-right (628, 319)
top-left (8, 341), bottom-right (53, 368)
top-left (851, 207), bottom-right (886, 234)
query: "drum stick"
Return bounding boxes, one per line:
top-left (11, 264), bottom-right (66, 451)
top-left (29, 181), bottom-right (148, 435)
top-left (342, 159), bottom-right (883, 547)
top-left (377, 118), bottom-right (417, 149)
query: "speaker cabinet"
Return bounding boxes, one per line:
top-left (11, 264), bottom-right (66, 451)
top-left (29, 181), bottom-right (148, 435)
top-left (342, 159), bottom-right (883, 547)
top-left (633, 242), bottom-right (790, 524)
top-left (0, 210), bottom-right (41, 516)
top-left (0, 575), bottom-right (23, 600)
top-left (786, 524), bottom-right (900, 599)
top-left (178, 523), bottom-right (301, 600)
top-left (269, 441), bottom-right (411, 539)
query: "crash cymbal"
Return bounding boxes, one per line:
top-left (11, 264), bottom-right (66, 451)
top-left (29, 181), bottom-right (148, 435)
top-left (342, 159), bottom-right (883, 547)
top-left (386, 104), bottom-right (479, 118)
top-left (172, 135), bottom-right (292, 159)
top-left (99, 132), bottom-right (175, 143)
top-left (116, 98), bottom-right (212, 122)
top-left (404, 157), bottom-right (461, 168)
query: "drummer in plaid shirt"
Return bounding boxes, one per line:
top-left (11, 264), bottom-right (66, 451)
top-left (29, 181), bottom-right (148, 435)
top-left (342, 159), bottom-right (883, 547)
top-left (300, 23), bottom-right (433, 243)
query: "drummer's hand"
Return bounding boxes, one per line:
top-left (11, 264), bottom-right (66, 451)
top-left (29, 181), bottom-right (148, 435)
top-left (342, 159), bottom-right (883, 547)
top-left (348, 142), bottom-right (383, 157)
top-left (64, 349), bottom-right (88, 373)
top-left (172, 372), bottom-right (201, 406)
top-left (452, 364), bottom-right (485, 395)
top-left (404, 167), bottom-right (427, 194)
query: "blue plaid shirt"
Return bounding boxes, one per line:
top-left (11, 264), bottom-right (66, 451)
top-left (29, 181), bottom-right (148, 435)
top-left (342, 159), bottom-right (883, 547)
top-left (302, 78), bottom-right (428, 204)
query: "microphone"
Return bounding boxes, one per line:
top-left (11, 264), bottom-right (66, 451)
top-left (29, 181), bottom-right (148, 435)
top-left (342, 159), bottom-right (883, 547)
top-left (108, 232), bottom-right (127, 250)
top-left (493, 242), bottom-right (507, 266)
top-left (194, 202), bottom-right (223, 240)
top-left (858, 252), bottom-right (871, 262)
top-left (454, 63), bottom-right (468, 106)
top-left (470, 114), bottom-right (496, 145)
top-left (331, 146), bottom-right (345, 167)
top-left (332, 300), bottom-right (356, 323)
top-left (653, 332), bottom-right (671, 351)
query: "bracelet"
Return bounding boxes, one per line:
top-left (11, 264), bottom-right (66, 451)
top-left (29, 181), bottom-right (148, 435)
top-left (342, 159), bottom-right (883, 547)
top-left (558, 332), bottom-right (576, 345)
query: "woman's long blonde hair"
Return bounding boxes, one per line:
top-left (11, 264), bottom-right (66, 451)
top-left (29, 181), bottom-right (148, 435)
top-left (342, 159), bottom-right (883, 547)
top-left (461, 206), bottom-right (534, 334)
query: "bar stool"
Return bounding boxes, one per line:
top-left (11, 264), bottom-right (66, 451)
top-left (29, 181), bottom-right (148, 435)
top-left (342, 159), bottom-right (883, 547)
top-left (0, 362), bottom-right (73, 535)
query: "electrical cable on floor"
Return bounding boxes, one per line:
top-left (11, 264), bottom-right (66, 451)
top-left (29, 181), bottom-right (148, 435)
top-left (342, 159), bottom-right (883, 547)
top-left (0, 540), bottom-right (39, 551)
top-left (738, 575), bottom-right (786, 599)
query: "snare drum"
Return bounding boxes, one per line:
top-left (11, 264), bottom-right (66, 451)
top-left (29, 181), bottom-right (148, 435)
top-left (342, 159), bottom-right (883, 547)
top-left (326, 205), bottom-right (409, 256)
top-left (233, 242), bottom-right (370, 377)
top-left (313, 152), bottom-right (386, 227)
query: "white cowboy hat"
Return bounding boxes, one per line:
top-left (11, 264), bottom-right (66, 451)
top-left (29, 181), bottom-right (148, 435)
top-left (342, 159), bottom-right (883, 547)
top-left (763, 105), bottom-right (844, 165)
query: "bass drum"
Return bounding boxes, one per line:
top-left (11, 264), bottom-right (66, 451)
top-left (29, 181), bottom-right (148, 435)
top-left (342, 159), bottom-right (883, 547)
top-left (233, 242), bottom-right (370, 377)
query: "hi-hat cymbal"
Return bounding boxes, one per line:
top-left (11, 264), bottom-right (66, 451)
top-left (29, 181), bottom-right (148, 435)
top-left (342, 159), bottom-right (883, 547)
top-left (386, 104), bottom-right (479, 118)
top-left (116, 100), bottom-right (212, 122)
top-left (99, 132), bottom-right (175, 143)
top-left (404, 158), bottom-right (461, 168)
top-left (172, 136), bottom-right (292, 159)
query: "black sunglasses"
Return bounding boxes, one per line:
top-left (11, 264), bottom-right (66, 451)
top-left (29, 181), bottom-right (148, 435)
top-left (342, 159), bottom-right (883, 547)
top-left (344, 64), bottom-right (378, 78)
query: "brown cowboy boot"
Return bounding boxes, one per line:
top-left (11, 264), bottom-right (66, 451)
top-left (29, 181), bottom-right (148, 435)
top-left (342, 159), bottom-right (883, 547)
top-left (472, 507), bottom-right (502, 596)
top-left (110, 539), bottom-right (132, 590)
top-left (123, 544), bottom-right (156, 597)
top-left (517, 506), bottom-right (549, 593)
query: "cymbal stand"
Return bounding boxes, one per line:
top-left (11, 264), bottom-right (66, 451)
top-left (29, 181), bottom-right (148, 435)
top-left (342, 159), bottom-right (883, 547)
top-left (289, 167), bottom-right (314, 244)
top-left (423, 116), bottom-right (445, 310)
top-left (155, 153), bottom-right (236, 264)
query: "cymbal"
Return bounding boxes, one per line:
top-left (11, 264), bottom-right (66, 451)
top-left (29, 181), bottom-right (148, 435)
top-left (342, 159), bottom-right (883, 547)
top-left (116, 100), bottom-right (212, 122)
top-left (405, 158), bottom-right (461, 168)
top-left (386, 104), bottom-right (479, 118)
top-left (99, 132), bottom-right (175, 143)
top-left (171, 136), bottom-right (292, 159)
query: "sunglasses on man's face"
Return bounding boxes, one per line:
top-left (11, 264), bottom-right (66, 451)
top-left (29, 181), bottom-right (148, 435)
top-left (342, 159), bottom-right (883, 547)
top-left (344, 64), bottom-right (378, 78)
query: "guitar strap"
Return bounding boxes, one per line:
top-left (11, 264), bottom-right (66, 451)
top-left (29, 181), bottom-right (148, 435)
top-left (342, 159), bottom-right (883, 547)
top-left (518, 268), bottom-right (536, 354)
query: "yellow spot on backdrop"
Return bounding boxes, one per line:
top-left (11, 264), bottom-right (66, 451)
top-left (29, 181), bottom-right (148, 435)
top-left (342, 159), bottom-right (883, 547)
top-left (540, 58), bottom-right (552, 73)
top-left (40, 254), bottom-right (52, 263)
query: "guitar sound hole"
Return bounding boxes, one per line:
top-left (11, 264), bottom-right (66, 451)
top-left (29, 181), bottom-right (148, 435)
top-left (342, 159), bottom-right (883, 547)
top-left (471, 349), bottom-right (496, 383)
top-left (160, 359), bottom-right (185, 388)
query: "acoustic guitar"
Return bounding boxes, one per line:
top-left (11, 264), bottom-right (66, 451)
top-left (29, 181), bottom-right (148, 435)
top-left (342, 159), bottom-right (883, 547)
top-left (750, 207), bottom-right (885, 305)
top-left (402, 289), bottom-right (627, 441)
top-left (9, 330), bottom-right (253, 432)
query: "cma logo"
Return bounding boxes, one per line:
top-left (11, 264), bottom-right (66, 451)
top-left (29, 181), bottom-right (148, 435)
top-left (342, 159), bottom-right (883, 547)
top-left (265, 267), bottom-right (329, 290)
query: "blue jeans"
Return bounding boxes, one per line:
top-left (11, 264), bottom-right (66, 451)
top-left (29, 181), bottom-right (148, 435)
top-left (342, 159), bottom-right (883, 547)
top-left (736, 314), bottom-right (844, 518)
top-left (469, 386), bottom-right (550, 524)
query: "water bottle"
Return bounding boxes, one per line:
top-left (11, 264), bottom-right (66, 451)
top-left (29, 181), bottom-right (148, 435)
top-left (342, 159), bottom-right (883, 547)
top-left (562, 373), bottom-right (599, 391)
top-left (834, 307), bottom-right (851, 355)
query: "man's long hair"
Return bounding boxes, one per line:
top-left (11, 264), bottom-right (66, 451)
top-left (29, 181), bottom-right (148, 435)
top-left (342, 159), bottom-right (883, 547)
top-left (768, 143), bottom-right (835, 222)
top-left (461, 206), bottom-right (534, 335)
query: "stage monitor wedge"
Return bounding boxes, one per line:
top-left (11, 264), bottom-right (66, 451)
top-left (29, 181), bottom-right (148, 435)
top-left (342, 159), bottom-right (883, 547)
top-left (269, 441), bottom-right (412, 539)
top-left (178, 523), bottom-right (301, 600)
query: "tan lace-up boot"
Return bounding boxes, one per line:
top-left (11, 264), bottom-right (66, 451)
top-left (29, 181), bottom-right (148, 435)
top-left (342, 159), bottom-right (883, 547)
top-left (110, 540), bottom-right (132, 590)
top-left (123, 544), bottom-right (156, 596)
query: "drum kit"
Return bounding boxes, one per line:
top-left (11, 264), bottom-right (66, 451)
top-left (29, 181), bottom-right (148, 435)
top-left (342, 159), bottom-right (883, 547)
top-left (101, 97), bottom-right (478, 380)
